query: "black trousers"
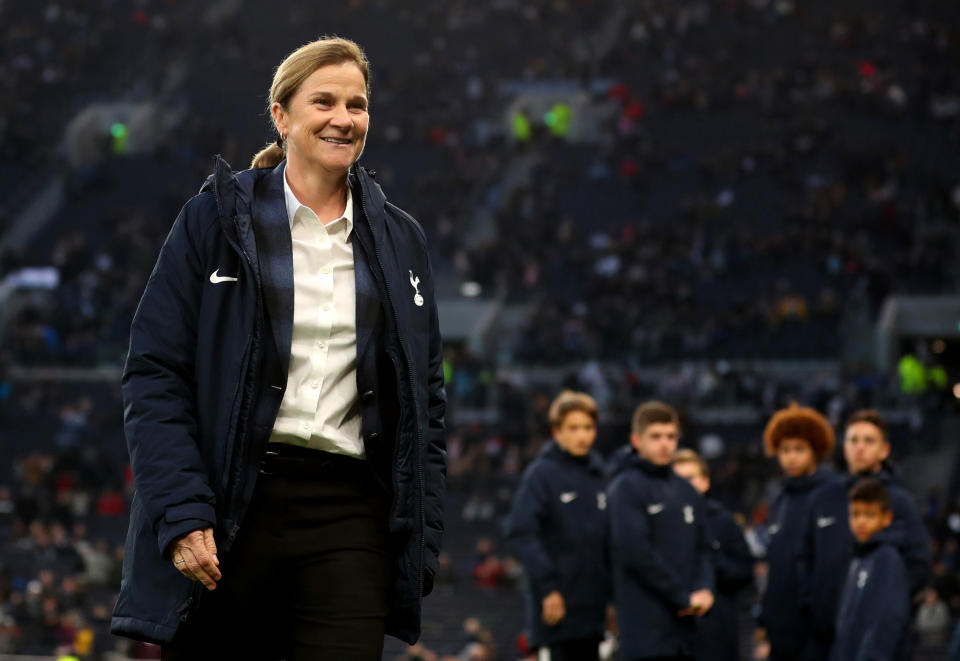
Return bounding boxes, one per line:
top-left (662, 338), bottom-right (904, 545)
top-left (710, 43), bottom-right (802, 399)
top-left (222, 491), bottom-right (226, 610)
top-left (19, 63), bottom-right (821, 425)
top-left (162, 448), bottom-right (392, 661)
top-left (538, 637), bottom-right (602, 661)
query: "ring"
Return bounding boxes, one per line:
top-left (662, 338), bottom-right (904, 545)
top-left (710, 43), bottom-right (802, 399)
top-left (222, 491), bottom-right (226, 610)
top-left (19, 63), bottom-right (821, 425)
top-left (175, 559), bottom-right (185, 565)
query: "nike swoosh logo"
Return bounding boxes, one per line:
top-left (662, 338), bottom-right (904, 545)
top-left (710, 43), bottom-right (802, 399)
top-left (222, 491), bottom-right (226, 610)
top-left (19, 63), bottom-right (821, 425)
top-left (209, 269), bottom-right (238, 284)
top-left (647, 503), bottom-right (664, 515)
top-left (560, 492), bottom-right (577, 504)
top-left (817, 517), bottom-right (836, 528)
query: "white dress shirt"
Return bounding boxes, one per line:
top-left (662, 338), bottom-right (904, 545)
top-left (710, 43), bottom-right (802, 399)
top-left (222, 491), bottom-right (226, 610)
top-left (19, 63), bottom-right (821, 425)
top-left (268, 168), bottom-right (364, 458)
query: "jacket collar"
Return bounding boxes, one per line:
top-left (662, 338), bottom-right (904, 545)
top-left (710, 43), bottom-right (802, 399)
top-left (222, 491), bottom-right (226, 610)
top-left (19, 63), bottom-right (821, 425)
top-left (784, 468), bottom-right (828, 493)
top-left (251, 161), bottom-right (295, 375)
top-left (542, 441), bottom-right (604, 475)
top-left (852, 537), bottom-right (884, 557)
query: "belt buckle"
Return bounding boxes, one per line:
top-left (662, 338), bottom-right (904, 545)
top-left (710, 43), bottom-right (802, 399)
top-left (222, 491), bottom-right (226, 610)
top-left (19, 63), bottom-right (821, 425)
top-left (258, 450), bottom-right (279, 475)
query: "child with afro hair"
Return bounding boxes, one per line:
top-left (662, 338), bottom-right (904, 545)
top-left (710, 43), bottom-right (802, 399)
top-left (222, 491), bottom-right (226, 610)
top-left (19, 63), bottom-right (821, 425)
top-left (756, 404), bottom-right (836, 661)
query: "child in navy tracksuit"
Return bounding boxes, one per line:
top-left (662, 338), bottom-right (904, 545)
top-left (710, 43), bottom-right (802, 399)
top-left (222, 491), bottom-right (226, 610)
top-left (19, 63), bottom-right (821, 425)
top-left (802, 410), bottom-right (931, 659)
top-left (608, 401), bottom-right (714, 661)
top-left (756, 404), bottom-right (835, 661)
top-left (830, 478), bottom-right (910, 661)
top-left (673, 449), bottom-right (754, 661)
top-left (504, 391), bottom-right (609, 661)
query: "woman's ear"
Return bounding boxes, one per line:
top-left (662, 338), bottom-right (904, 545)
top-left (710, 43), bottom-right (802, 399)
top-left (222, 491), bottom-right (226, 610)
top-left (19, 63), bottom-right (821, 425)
top-left (270, 102), bottom-right (287, 137)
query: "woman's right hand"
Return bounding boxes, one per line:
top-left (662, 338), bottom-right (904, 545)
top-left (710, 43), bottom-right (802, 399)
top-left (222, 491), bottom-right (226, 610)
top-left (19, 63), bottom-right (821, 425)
top-left (170, 528), bottom-right (221, 590)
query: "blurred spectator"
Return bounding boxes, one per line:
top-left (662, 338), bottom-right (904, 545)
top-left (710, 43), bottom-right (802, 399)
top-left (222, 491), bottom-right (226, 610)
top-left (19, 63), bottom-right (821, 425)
top-left (916, 587), bottom-right (952, 647)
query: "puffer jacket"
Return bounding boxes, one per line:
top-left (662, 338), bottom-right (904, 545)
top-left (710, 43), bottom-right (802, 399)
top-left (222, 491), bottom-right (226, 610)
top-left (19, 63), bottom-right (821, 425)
top-left (111, 156), bottom-right (446, 645)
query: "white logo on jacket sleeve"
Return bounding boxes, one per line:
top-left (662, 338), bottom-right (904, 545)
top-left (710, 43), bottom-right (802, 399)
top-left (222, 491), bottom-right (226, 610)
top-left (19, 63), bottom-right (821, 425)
top-left (560, 491), bottom-right (577, 504)
top-left (817, 517), bottom-right (836, 529)
top-left (209, 269), bottom-right (238, 284)
top-left (597, 493), bottom-right (607, 510)
top-left (683, 505), bottom-right (695, 524)
top-left (647, 503), bottom-right (664, 515)
top-left (857, 569), bottom-right (869, 589)
top-left (409, 270), bottom-right (424, 307)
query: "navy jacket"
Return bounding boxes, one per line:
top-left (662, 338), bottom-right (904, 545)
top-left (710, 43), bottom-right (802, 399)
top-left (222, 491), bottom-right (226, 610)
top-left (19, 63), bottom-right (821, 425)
top-left (830, 540), bottom-right (910, 661)
top-left (758, 470), bottom-right (831, 656)
top-left (802, 465), bottom-right (931, 643)
top-left (607, 452), bottom-right (714, 660)
top-left (111, 157), bottom-right (446, 645)
top-left (697, 499), bottom-right (754, 661)
top-left (503, 441), bottom-right (609, 647)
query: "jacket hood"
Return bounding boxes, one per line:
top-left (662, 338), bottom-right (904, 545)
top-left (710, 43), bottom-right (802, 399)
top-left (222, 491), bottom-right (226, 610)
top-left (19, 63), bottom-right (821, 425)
top-left (783, 468), bottom-right (829, 493)
top-left (606, 445), bottom-right (636, 478)
top-left (541, 440), bottom-right (605, 475)
top-left (198, 156), bottom-right (385, 226)
top-left (606, 446), bottom-right (672, 479)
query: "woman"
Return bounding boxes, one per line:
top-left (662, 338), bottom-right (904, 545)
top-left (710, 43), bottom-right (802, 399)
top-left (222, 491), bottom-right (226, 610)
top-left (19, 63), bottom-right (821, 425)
top-left (111, 37), bottom-right (447, 661)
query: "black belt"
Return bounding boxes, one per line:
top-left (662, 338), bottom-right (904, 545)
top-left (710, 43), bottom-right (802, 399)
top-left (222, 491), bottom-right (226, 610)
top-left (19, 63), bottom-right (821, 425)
top-left (258, 444), bottom-right (367, 478)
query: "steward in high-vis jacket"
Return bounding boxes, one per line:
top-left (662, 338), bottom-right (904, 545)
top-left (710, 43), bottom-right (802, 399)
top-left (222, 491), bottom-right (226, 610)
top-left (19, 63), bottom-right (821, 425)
top-left (608, 402), bottom-right (714, 661)
top-left (504, 391), bottom-right (609, 661)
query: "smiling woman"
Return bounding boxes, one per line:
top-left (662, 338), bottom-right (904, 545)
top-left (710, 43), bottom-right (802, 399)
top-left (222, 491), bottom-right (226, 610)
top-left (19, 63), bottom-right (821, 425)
top-left (113, 35), bottom-right (447, 661)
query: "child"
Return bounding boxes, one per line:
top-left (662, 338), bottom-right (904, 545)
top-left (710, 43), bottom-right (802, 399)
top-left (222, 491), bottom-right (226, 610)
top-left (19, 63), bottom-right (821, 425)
top-left (608, 401), bottom-right (713, 661)
top-left (830, 478), bottom-right (910, 661)
top-left (673, 449), bottom-right (754, 661)
top-left (756, 403), bottom-right (834, 661)
top-left (803, 410), bottom-right (931, 657)
top-left (504, 390), bottom-right (609, 661)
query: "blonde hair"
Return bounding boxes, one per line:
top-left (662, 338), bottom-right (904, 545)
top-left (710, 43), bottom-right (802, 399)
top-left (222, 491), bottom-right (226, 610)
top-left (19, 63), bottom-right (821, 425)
top-left (548, 390), bottom-right (598, 429)
top-left (250, 36), bottom-right (371, 169)
top-left (673, 448), bottom-right (709, 479)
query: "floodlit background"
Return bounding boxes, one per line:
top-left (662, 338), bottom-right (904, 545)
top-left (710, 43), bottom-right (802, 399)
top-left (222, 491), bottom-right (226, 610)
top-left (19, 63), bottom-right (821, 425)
top-left (1, 0), bottom-right (960, 659)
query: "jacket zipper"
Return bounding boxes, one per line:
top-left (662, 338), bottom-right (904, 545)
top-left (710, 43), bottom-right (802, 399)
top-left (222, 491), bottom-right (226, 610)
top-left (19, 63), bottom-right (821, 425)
top-left (358, 176), bottom-right (426, 598)
top-left (225, 216), bottom-right (262, 544)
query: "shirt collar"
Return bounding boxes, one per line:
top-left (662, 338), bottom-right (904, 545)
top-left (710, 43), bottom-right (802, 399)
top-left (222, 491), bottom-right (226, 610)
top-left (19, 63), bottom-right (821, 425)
top-left (282, 164), bottom-right (354, 234)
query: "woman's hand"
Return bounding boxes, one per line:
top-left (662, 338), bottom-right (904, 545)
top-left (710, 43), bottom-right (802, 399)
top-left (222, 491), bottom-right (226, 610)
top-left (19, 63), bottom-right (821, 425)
top-left (171, 528), bottom-right (221, 590)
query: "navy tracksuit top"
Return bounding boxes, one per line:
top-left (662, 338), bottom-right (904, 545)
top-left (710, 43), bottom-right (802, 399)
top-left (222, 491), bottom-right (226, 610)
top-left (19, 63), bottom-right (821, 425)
top-left (697, 499), bottom-right (754, 661)
top-left (607, 451), bottom-right (714, 660)
top-left (830, 539), bottom-right (910, 661)
top-left (758, 470), bottom-right (831, 656)
top-left (503, 441), bottom-right (610, 647)
top-left (803, 465), bottom-right (931, 643)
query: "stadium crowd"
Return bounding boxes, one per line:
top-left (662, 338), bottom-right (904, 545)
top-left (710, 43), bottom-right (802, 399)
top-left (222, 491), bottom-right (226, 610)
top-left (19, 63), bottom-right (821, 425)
top-left (1, 0), bottom-right (959, 659)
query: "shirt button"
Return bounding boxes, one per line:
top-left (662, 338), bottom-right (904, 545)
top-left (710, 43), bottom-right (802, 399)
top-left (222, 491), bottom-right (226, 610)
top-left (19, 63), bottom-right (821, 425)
top-left (312, 381), bottom-right (319, 389)
top-left (317, 340), bottom-right (325, 348)
top-left (323, 304), bottom-right (331, 312)
top-left (321, 266), bottom-right (331, 275)
top-left (303, 422), bottom-right (312, 431)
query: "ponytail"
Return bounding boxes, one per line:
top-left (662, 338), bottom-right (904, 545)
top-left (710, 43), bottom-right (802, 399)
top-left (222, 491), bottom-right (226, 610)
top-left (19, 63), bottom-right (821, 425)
top-left (250, 142), bottom-right (285, 169)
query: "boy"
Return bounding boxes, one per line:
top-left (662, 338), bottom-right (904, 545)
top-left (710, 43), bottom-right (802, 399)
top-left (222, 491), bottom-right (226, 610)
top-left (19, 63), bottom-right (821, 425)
top-left (673, 449), bottom-right (754, 661)
top-left (504, 391), bottom-right (609, 661)
top-left (608, 401), bottom-right (713, 661)
top-left (756, 403), bottom-right (834, 661)
top-left (830, 478), bottom-right (910, 661)
top-left (803, 410), bottom-right (931, 657)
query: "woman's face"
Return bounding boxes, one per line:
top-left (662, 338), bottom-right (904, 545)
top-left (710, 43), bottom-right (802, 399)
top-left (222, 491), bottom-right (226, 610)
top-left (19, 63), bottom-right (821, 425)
top-left (272, 61), bottom-right (369, 177)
